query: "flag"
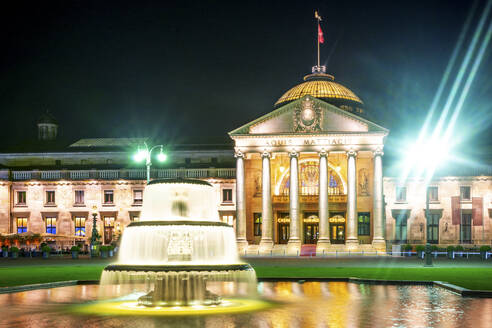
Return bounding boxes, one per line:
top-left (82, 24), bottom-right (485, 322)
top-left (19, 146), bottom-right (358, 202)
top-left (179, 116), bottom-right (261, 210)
top-left (318, 24), bottom-right (324, 44)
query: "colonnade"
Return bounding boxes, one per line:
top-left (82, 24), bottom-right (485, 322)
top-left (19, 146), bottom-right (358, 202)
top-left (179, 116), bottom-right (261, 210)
top-left (235, 149), bottom-right (385, 252)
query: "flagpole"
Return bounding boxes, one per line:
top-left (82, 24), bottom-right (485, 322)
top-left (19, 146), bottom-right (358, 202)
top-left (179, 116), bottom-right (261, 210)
top-left (315, 11), bottom-right (322, 68)
top-left (317, 18), bottom-right (320, 67)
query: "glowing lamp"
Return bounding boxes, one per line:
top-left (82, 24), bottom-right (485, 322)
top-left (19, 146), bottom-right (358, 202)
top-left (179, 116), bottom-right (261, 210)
top-left (157, 151), bottom-right (168, 162)
top-left (133, 149), bottom-right (148, 163)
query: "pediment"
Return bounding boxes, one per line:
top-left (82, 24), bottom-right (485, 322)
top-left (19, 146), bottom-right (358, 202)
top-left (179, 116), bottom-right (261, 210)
top-left (229, 96), bottom-right (388, 136)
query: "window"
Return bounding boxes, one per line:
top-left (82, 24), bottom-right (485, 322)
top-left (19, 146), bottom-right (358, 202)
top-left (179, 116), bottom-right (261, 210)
top-left (211, 157), bottom-right (218, 165)
top-left (254, 213), bottom-right (262, 236)
top-left (130, 214), bottom-right (140, 222)
top-left (104, 190), bottom-right (114, 204)
top-left (55, 160), bottom-right (61, 166)
top-left (396, 187), bottom-right (407, 202)
top-left (222, 189), bottom-right (233, 203)
top-left (46, 217), bottom-right (56, 234)
top-left (427, 214), bottom-right (440, 244)
top-left (460, 186), bottom-right (471, 201)
top-left (428, 187), bottom-right (438, 202)
top-left (16, 191), bottom-right (26, 205)
top-left (74, 190), bottom-right (85, 204)
top-left (104, 217), bottom-right (115, 244)
top-left (357, 212), bottom-right (370, 236)
top-left (133, 190), bottom-right (143, 205)
top-left (460, 213), bottom-right (472, 243)
top-left (46, 191), bottom-right (56, 205)
top-left (17, 218), bottom-right (27, 233)
top-left (394, 212), bottom-right (408, 243)
top-left (185, 158), bottom-right (191, 165)
top-left (221, 215), bottom-right (234, 226)
top-left (75, 217), bottom-right (86, 236)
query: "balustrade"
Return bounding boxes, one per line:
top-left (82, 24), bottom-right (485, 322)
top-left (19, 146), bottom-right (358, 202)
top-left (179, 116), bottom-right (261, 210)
top-left (9, 168), bottom-right (236, 181)
top-left (70, 170), bottom-right (91, 180)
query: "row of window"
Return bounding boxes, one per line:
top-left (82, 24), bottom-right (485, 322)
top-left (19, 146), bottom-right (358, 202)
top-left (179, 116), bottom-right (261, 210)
top-left (15, 214), bottom-right (141, 236)
top-left (395, 186), bottom-right (472, 203)
top-left (15, 188), bottom-right (233, 206)
top-left (393, 212), bottom-right (472, 244)
top-left (15, 190), bottom-right (143, 206)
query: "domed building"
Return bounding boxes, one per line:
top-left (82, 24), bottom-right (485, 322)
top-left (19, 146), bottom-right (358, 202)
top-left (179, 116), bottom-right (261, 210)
top-left (37, 111), bottom-right (58, 141)
top-left (229, 65), bottom-right (389, 255)
top-left (274, 67), bottom-right (365, 116)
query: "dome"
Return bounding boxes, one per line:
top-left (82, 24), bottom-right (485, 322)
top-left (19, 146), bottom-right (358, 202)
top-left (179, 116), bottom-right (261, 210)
top-left (37, 111), bottom-right (58, 125)
top-left (275, 71), bottom-right (365, 115)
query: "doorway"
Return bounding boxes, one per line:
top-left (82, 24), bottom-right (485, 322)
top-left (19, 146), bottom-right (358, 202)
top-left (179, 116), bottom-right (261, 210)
top-left (277, 213), bottom-right (290, 244)
top-left (329, 214), bottom-right (345, 244)
top-left (303, 213), bottom-right (319, 244)
top-left (103, 216), bottom-right (115, 244)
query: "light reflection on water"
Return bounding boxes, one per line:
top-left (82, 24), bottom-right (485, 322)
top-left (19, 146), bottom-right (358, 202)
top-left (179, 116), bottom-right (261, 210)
top-left (0, 282), bottom-right (491, 328)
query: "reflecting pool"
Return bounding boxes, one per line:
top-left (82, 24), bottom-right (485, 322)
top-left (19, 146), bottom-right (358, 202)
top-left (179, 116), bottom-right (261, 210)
top-left (0, 281), bottom-right (490, 328)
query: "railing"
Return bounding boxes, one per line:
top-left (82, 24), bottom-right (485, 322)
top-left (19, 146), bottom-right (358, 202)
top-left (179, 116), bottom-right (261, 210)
top-left (70, 170), bottom-right (91, 180)
top-left (242, 250), bottom-right (492, 259)
top-left (0, 170), bottom-right (9, 180)
top-left (40, 170), bottom-right (62, 180)
top-left (10, 168), bottom-right (236, 181)
top-left (98, 170), bottom-right (119, 180)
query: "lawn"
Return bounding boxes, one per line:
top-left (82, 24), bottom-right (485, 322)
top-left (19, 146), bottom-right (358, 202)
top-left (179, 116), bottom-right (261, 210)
top-left (1, 260), bottom-right (491, 290)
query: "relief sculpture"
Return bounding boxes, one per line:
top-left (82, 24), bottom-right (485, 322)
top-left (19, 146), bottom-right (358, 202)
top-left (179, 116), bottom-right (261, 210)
top-left (358, 168), bottom-right (369, 196)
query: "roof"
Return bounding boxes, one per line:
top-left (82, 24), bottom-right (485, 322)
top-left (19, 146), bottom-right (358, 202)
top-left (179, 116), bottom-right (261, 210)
top-left (37, 111), bottom-right (58, 125)
top-left (275, 73), bottom-right (363, 108)
top-left (230, 95), bottom-right (388, 136)
top-left (69, 138), bottom-right (148, 148)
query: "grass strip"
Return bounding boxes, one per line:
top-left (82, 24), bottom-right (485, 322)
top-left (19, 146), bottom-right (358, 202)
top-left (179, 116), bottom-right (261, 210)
top-left (0, 264), bottom-right (491, 291)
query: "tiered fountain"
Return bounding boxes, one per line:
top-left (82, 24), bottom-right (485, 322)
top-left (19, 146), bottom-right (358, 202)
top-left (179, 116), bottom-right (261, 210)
top-left (99, 178), bottom-right (257, 308)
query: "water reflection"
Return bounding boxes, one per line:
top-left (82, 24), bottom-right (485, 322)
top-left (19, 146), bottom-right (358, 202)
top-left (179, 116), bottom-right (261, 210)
top-left (0, 282), bottom-right (490, 328)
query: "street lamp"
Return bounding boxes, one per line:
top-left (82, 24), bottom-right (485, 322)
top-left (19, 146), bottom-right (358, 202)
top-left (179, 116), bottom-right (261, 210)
top-left (133, 142), bottom-right (167, 183)
top-left (90, 206), bottom-right (101, 258)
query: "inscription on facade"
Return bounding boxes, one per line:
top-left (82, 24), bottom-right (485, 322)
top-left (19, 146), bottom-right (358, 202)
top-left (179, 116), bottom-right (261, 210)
top-left (266, 137), bottom-right (347, 146)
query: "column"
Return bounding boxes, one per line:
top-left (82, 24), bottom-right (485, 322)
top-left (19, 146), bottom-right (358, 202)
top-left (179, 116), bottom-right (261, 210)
top-left (317, 150), bottom-right (331, 250)
top-left (346, 150), bottom-right (358, 247)
top-left (235, 151), bottom-right (248, 250)
top-left (372, 149), bottom-right (385, 249)
top-left (259, 151), bottom-right (273, 249)
top-left (288, 151), bottom-right (301, 253)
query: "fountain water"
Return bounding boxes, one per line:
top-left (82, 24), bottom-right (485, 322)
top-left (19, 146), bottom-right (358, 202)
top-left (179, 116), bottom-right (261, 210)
top-left (99, 178), bottom-right (257, 307)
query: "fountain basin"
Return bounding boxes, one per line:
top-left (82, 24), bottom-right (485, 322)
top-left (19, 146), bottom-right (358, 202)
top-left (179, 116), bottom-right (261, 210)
top-left (99, 178), bottom-right (257, 307)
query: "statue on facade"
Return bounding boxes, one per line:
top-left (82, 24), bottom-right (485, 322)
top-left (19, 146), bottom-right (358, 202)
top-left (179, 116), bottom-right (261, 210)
top-left (358, 168), bottom-right (369, 196)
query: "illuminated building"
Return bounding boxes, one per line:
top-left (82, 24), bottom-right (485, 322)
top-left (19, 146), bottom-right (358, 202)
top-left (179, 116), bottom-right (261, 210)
top-left (0, 67), bottom-right (490, 252)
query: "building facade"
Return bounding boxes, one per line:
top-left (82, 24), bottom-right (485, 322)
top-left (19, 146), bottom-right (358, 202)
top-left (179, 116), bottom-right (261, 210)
top-left (0, 138), bottom-right (237, 249)
top-left (0, 68), bottom-right (491, 252)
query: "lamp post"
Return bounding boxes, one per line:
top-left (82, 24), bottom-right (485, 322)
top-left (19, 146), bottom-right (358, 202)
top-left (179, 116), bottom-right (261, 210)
top-left (133, 142), bottom-right (167, 183)
top-left (90, 206), bottom-right (101, 258)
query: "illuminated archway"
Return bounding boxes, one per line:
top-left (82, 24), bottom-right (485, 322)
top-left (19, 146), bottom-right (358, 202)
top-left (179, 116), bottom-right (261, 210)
top-left (274, 158), bottom-right (347, 196)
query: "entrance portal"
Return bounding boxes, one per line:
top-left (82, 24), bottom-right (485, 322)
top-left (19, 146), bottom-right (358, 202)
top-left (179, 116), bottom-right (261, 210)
top-left (303, 213), bottom-right (319, 244)
top-left (277, 214), bottom-right (290, 244)
top-left (329, 214), bottom-right (345, 244)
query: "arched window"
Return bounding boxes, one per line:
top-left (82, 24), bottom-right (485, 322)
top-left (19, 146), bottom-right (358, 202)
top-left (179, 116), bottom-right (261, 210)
top-left (279, 160), bottom-right (344, 196)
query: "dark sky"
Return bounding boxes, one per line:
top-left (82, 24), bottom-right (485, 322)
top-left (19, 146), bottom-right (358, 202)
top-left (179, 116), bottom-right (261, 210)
top-left (1, 0), bottom-right (491, 162)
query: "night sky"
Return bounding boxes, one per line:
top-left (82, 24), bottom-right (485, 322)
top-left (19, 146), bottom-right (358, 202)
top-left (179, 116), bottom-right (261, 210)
top-left (1, 1), bottom-right (491, 163)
